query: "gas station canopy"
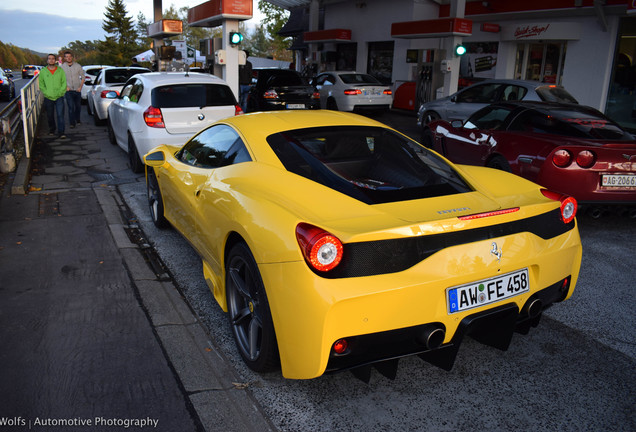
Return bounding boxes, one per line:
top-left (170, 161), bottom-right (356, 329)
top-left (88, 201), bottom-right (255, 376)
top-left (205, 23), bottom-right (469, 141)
top-left (188, 0), bottom-right (253, 27)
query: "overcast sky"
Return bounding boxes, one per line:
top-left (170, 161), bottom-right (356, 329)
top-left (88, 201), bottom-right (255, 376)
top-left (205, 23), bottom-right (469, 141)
top-left (0, 0), bottom-right (265, 53)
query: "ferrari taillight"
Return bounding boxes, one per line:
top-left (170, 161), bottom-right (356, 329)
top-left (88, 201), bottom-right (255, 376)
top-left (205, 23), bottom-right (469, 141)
top-left (541, 189), bottom-right (577, 224)
top-left (144, 106), bottom-right (165, 128)
top-left (552, 149), bottom-right (572, 167)
top-left (296, 223), bottom-right (343, 272)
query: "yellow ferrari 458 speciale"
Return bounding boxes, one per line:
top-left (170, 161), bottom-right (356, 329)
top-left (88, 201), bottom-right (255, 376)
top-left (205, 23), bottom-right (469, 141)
top-left (143, 110), bottom-right (582, 380)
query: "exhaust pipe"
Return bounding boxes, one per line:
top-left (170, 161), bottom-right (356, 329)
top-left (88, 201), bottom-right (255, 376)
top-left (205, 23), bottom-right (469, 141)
top-left (417, 326), bottom-right (445, 350)
top-left (587, 206), bottom-right (604, 219)
top-left (524, 298), bottom-right (543, 319)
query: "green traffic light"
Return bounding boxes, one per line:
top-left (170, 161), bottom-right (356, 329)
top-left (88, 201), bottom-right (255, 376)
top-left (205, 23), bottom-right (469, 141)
top-left (455, 44), bottom-right (467, 56)
top-left (230, 32), bottom-right (243, 45)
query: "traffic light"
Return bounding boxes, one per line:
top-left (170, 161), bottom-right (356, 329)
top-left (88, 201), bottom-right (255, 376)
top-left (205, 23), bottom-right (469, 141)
top-left (229, 32), bottom-right (244, 46)
top-left (455, 44), bottom-right (467, 56)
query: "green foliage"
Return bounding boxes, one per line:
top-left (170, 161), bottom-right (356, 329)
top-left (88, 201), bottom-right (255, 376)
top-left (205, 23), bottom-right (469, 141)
top-left (102, 0), bottom-right (139, 61)
top-left (0, 41), bottom-right (45, 68)
top-left (256, 1), bottom-right (293, 61)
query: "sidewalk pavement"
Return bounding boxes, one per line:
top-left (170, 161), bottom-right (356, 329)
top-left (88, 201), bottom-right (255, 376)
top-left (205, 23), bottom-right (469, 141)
top-left (0, 111), bottom-right (275, 431)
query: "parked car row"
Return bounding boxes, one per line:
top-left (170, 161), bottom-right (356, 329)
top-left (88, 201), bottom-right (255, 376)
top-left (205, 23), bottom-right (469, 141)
top-left (0, 68), bottom-right (15, 101)
top-left (417, 79), bottom-right (636, 207)
top-left (82, 67), bottom-right (630, 380)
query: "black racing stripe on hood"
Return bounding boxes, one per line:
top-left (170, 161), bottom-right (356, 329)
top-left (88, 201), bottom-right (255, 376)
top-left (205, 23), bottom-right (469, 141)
top-left (317, 208), bottom-right (574, 279)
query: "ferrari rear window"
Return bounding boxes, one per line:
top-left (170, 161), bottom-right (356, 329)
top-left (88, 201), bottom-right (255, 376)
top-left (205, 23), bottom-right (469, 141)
top-left (267, 126), bottom-right (472, 204)
top-left (151, 84), bottom-right (237, 108)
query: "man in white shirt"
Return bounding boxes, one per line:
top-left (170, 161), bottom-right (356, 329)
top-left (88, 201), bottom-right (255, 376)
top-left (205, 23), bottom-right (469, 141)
top-left (61, 51), bottom-right (85, 128)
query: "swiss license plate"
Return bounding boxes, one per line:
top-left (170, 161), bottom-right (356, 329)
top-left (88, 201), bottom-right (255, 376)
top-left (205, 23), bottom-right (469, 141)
top-left (601, 174), bottom-right (636, 187)
top-left (287, 103), bottom-right (305, 109)
top-left (447, 268), bottom-right (529, 314)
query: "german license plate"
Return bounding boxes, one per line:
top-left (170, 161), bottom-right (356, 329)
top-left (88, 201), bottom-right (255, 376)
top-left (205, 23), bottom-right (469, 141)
top-left (601, 174), bottom-right (636, 187)
top-left (447, 268), bottom-right (529, 314)
top-left (287, 103), bottom-right (305, 109)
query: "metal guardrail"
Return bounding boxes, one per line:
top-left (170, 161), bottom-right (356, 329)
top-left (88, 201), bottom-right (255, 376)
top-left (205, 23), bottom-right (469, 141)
top-left (21, 77), bottom-right (43, 158)
top-left (0, 98), bottom-right (22, 153)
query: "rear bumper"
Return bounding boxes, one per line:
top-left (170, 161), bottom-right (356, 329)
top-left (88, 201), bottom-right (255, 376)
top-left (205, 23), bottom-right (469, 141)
top-left (260, 224), bottom-right (582, 379)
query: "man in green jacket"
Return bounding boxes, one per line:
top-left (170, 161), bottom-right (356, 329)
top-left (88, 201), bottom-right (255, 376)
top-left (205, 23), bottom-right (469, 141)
top-left (39, 53), bottom-right (67, 139)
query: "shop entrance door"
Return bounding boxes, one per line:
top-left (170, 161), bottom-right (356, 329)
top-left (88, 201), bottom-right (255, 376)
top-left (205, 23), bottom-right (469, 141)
top-left (515, 42), bottom-right (566, 84)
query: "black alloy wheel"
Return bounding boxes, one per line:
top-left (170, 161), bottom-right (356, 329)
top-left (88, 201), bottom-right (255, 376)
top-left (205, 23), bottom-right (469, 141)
top-left (226, 242), bottom-right (280, 373)
top-left (146, 167), bottom-right (168, 229)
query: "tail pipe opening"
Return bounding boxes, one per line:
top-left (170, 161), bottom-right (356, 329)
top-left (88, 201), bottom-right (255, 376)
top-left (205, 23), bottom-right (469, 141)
top-left (523, 298), bottom-right (543, 320)
top-left (417, 325), bottom-right (446, 350)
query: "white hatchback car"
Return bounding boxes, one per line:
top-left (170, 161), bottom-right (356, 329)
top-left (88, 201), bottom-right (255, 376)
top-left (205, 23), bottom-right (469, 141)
top-left (87, 66), bottom-right (150, 125)
top-left (314, 71), bottom-right (393, 112)
top-left (81, 65), bottom-right (112, 102)
top-left (107, 72), bottom-right (243, 173)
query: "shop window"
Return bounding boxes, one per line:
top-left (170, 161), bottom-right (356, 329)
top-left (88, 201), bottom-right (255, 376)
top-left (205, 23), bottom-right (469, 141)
top-left (605, 17), bottom-right (636, 131)
top-left (367, 41), bottom-right (394, 85)
top-left (515, 42), bottom-right (566, 84)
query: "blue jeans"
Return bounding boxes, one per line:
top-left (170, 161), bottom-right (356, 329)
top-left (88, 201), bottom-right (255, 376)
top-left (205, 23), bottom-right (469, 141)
top-left (65, 90), bottom-right (81, 125)
top-left (44, 97), bottom-right (65, 135)
top-left (239, 84), bottom-right (251, 111)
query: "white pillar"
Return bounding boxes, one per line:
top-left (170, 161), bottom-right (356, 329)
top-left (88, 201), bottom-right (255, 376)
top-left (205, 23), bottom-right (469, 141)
top-left (222, 19), bottom-right (240, 100)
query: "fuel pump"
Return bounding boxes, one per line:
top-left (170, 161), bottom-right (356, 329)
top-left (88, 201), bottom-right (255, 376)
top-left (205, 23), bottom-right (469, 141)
top-left (415, 49), bottom-right (445, 108)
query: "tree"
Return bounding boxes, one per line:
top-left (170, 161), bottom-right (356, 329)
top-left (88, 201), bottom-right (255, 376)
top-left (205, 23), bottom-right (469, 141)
top-left (257, 1), bottom-right (293, 61)
top-left (136, 12), bottom-right (151, 48)
top-left (102, 0), bottom-right (139, 62)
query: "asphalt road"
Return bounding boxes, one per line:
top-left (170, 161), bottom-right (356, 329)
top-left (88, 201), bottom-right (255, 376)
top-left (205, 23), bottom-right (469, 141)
top-left (116, 110), bottom-right (636, 432)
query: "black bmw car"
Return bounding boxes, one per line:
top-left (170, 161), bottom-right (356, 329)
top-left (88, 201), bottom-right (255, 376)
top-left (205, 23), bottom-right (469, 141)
top-left (245, 68), bottom-right (320, 113)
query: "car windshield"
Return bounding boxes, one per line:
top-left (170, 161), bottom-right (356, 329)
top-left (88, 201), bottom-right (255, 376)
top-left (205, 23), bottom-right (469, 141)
top-left (535, 86), bottom-right (578, 104)
top-left (105, 68), bottom-right (149, 84)
top-left (267, 126), bottom-right (472, 204)
top-left (151, 84), bottom-right (237, 108)
top-left (339, 74), bottom-right (381, 85)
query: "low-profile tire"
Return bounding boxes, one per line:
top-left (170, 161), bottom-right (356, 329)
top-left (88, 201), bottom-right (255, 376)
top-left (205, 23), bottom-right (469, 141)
top-left (422, 110), bottom-right (441, 126)
top-left (326, 98), bottom-right (339, 111)
top-left (486, 155), bottom-right (512, 172)
top-left (226, 242), bottom-right (280, 373)
top-left (146, 167), bottom-right (168, 229)
top-left (421, 127), bottom-right (434, 149)
top-left (107, 120), bottom-right (117, 145)
top-left (128, 135), bottom-right (144, 173)
top-left (93, 109), bottom-right (105, 126)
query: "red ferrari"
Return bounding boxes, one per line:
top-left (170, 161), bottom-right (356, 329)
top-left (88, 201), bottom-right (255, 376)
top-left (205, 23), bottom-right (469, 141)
top-left (424, 101), bottom-right (636, 207)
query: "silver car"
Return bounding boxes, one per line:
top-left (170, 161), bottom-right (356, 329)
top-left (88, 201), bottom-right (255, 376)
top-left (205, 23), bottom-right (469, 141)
top-left (417, 79), bottom-right (578, 130)
top-left (81, 65), bottom-right (112, 101)
top-left (86, 66), bottom-right (150, 125)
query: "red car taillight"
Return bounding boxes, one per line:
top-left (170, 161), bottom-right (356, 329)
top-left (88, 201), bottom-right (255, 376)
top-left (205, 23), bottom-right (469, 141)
top-left (312, 91), bottom-right (320, 99)
top-left (344, 89), bottom-right (362, 96)
top-left (541, 189), bottom-right (577, 224)
top-left (296, 223), bottom-right (343, 272)
top-left (263, 89), bottom-right (278, 99)
top-left (143, 106), bottom-right (165, 128)
top-left (576, 150), bottom-right (596, 168)
top-left (383, 89), bottom-right (392, 95)
top-left (100, 90), bottom-right (118, 98)
top-left (234, 104), bottom-right (244, 115)
top-left (552, 149), bottom-right (572, 167)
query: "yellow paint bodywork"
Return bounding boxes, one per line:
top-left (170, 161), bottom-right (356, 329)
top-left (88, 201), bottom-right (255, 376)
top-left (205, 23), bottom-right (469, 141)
top-left (144, 110), bottom-right (583, 379)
